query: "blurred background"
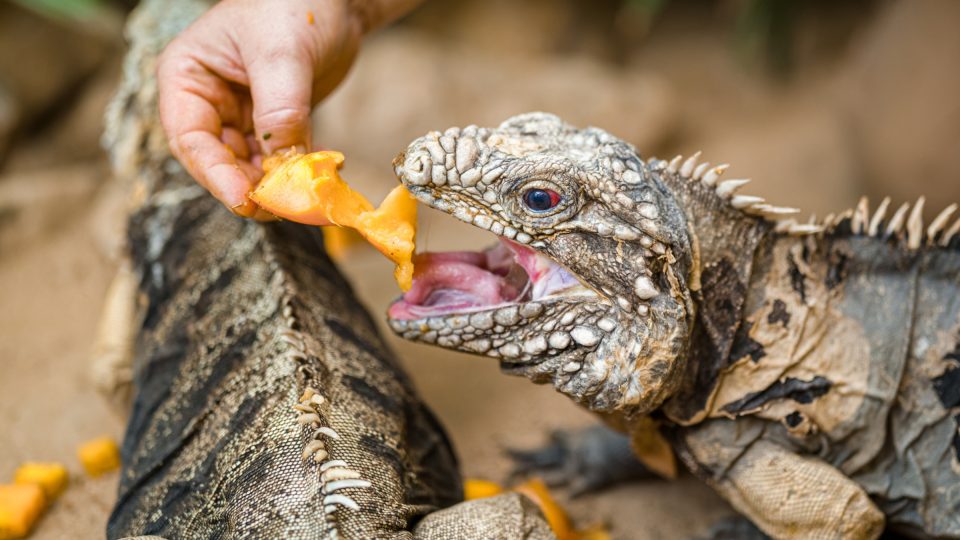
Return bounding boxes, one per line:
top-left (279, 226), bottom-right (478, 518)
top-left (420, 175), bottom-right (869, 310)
top-left (2, 0), bottom-right (959, 538)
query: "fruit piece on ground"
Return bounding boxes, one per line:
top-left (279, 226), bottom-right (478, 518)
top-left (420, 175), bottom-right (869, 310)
top-left (513, 478), bottom-right (576, 540)
top-left (77, 436), bottom-right (121, 477)
top-left (13, 463), bottom-right (68, 500)
top-left (463, 478), bottom-right (504, 500)
top-left (0, 484), bottom-right (46, 539)
top-left (249, 150), bottom-right (417, 290)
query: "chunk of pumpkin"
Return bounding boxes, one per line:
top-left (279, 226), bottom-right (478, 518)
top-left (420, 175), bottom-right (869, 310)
top-left (0, 484), bottom-right (45, 539)
top-left (249, 150), bottom-right (417, 290)
top-left (513, 478), bottom-right (576, 540)
top-left (77, 436), bottom-right (120, 477)
top-left (13, 463), bottom-right (68, 500)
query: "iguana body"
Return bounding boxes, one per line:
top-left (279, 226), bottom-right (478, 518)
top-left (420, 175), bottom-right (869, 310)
top-left (388, 112), bottom-right (960, 539)
top-left (102, 2), bottom-right (554, 538)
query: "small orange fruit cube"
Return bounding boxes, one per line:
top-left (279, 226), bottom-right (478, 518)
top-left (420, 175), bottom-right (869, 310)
top-left (77, 437), bottom-right (121, 477)
top-left (463, 478), bottom-right (504, 500)
top-left (0, 484), bottom-right (46, 539)
top-left (13, 463), bottom-right (68, 500)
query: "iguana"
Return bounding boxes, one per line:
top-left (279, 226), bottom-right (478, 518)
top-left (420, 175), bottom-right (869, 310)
top-left (98, 1), bottom-right (556, 538)
top-left (387, 112), bottom-right (960, 539)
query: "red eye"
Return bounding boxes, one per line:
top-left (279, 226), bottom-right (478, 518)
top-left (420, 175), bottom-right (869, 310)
top-left (523, 188), bottom-right (561, 212)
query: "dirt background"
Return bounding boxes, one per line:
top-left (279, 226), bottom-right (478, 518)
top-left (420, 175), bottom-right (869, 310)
top-left (1, 1), bottom-right (959, 538)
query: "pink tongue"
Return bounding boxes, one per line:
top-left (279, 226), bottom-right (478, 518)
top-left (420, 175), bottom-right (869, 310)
top-left (403, 257), bottom-right (508, 307)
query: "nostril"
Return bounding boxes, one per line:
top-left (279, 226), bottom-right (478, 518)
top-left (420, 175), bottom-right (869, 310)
top-left (403, 151), bottom-right (432, 186)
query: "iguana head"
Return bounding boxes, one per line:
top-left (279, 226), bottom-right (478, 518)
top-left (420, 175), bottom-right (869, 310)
top-left (387, 112), bottom-right (696, 415)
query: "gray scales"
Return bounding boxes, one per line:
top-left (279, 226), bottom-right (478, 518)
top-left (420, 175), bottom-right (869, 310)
top-left (100, 0), bottom-right (555, 538)
top-left (388, 112), bottom-right (960, 540)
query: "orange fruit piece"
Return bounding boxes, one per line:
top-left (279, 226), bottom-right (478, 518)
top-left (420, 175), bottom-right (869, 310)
top-left (513, 478), bottom-right (576, 540)
top-left (13, 463), bottom-right (68, 500)
top-left (0, 484), bottom-right (46, 539)
top-left (77, 436), bottom-right (121, 477)
top-left (250, 150), bottom-right (417, 290)
top-left (463, 478), bottom-right (505, 500)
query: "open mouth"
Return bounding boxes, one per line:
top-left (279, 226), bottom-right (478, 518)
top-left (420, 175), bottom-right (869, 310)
top-left (388, 238), bottom-right (594, 321)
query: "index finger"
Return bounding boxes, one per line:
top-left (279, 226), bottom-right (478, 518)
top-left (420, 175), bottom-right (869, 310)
top-left (158, 56), bottom-right (259, 216)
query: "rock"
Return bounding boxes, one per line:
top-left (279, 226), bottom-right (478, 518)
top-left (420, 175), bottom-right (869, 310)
top-left (314, 31), bottom-right (675, 168)
top-left (840, 0), bottom-right (960, 214)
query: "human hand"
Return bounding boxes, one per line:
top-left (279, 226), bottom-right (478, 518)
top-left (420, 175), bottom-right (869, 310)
top-left (157, 0), bottom-right (363, 218)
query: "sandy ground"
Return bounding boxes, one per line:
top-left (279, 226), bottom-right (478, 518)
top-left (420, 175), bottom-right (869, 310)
top-left (2, 1), bottom-right (959, 538)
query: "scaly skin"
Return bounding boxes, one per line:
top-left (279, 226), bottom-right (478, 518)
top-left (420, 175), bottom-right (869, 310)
top-left (102, 2), bottom-right (555, 538)
top-left (390, 112), bottom-right (960, 539)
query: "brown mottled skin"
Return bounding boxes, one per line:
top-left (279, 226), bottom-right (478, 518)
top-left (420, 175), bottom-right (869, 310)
top-left (390, 113), bottom-right (960, 539)
top-left (103, 1), bottom-right (555, 538)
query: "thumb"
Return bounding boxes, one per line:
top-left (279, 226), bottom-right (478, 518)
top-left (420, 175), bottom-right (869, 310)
top-left (247, 53), bottom-right (314, 156)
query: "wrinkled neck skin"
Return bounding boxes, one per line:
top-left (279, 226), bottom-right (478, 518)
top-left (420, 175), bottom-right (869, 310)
top-left (656, 170), bottom-right (773, 424)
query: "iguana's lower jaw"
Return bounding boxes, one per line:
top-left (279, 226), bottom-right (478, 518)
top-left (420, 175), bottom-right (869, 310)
top-left (387, 235), bottom-right (601, 362)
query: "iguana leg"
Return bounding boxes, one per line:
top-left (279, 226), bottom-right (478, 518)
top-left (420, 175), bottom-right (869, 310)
top-left (508, 424), bottom-right (654, 495)
top-left (90, 257), bottom-right (139, 410)
top-left (413, 493), bottom-right (555, 539)
top-left (692, 438), bottom-right (884, 540)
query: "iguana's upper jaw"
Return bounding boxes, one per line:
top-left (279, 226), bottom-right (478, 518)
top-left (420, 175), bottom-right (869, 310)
top-left (387, 237), bottom-right (594, 321)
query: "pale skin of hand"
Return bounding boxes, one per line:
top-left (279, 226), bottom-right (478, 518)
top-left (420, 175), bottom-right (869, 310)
top-left (158, 0), bottom-right (421, 218)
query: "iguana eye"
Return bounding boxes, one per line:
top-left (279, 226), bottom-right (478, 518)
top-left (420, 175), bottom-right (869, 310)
top-left (522, 188), bottom-right (561, 212)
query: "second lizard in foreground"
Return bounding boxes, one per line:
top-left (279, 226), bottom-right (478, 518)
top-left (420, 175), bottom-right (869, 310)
top-left (387, 112), bottom-right (960, 540)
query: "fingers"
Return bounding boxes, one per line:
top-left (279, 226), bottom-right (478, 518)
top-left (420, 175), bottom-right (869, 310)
top-left (246, 51), bottom-right (314, 156)
top-left (158, 52), bottom-right (260, 216)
